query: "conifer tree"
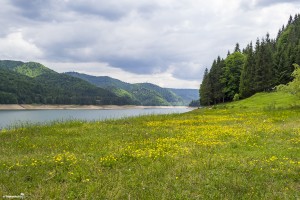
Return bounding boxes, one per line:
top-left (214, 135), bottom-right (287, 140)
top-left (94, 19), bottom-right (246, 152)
top-left (239, 42), bottom-right (255, 98)
top-left (234, 43), bottom-right (241, 52)
top-left (199, 13), bottom-right (300, 106)
top-left (199, 68), bottom-right (212, 105)
top-left (209, 57), bottom-right (225, 104)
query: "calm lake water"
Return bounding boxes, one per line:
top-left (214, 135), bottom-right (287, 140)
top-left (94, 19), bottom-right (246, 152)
top-left (0, 107), bottom-right (193, 129)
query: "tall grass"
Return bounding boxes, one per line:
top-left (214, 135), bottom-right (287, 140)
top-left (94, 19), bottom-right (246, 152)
top-left (0, 92), bottom-right (299, 199)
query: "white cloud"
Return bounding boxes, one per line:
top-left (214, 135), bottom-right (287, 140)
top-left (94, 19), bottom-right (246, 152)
top-left (1, 0), bottom-right (299, 88)
top-left (43, 61), bottom-right (200, 88)
top-left (0, 31), bottom-right (43, 60)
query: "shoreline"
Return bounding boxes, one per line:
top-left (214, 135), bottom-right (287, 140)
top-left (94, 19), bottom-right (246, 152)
top-left (0, 104), bottom-right (191, 110)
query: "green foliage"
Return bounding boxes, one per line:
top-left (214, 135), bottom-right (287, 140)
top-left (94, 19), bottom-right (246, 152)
top-left (209, 57), bottom-right (226, 104)
top-left (0, 61), bottom-right (134, 105)
top-left (201, 14), bottom-right (300, 106)
top-left (0, 60), bottom-right (24, 69)
top-left (199, 68), bottom-right (212, 105)
top-left (275, 15), bottom-right (300, 85)
top-left (13, 62), bottom-right (54, 78)
top-left (220, 91), bottom-right (299, 110)
top-left (222, 52), bottom-right (245, 100)
top-left (0, 91), bottom-right (299, 199)
top-left (188, 99), bottom-right (200, 107)
top-left (134, 83), bottom-right (183, 105)
top-left (65, 72), bottom-right (132, 91)
top-left (277, 64), bottom-right (300, 98)
top-left (233, 93), bottom-right (240, 101)
top-left (66, 72), bottom-right (198, 106)
top-left (239, 42), bottom-right (256, 98)
top-left (0, 91), bottom-right (18, 104)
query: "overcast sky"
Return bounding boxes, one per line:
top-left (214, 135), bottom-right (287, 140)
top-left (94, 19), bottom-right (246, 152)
top-left (0, 0), bottom-right (299, 88)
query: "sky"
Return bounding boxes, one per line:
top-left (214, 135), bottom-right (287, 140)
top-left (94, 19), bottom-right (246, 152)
top-left (0, 0), bottom-right (299, 89)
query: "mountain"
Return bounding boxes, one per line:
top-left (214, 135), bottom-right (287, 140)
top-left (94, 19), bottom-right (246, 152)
top-left (168, 88), bottom-right (199, 105)
top-left (66, 72), bottom-right (132, 90)
top-left (0, 60), bottom-right (199, 106)
top-left (132, 83), bottom-right (184, 106)
top-left (66, 72), bottom-right (199, 106)
top-left (0, 60), bottom-right (136, 105)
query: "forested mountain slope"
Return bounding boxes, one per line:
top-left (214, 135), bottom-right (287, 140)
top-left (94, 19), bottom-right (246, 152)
top-left (0, 60), bottom-right (135, 105)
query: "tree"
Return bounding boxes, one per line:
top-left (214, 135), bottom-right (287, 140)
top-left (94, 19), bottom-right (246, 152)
top-left (189, 99), bottom-right (200, 107)
top-left (209, 57), bottom-right (225, 104)
top-left (199, 14), bottom-right (300, 106)
top-left (234, 43), bottom-right (241, 53)
top-left (199, 68), bottom-right (212, 105)
top-left (277, 64), bottom-right (300, 98)
top-left (239, 42), bottom-right (256, 98)
top-left (221, 52), bottom-right (245, 101)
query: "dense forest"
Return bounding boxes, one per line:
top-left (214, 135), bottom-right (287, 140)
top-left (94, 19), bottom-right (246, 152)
top-left (199, 14), bottom-right (300, 106)
top-left (0, 61), bottom-right (135, 105)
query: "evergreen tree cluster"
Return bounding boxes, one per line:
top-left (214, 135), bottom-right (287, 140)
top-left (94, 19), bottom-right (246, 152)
top-left (200, 14), bottom-right (300, 106)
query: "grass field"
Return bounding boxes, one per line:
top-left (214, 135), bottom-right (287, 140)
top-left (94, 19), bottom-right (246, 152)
top-left (0, 92), bottom-right (299, 199)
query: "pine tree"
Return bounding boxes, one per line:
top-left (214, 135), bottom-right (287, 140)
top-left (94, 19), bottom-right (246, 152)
top-left (209, 57), bottom-right (225, 104)
top-left (254, 38), bottom-right (264, 92)
top-left (239, 42), bottom-right (256, 98)
top-left (199, 13), bottom-right (300, 106)
top-left (199, 68), bottom-right (212, 105)
top-left (262, 34), bottom-right (276, 90)
top-left (288, 15), bottom-right (293, 25)
top-left (234, 43), bottom-right (241, 52)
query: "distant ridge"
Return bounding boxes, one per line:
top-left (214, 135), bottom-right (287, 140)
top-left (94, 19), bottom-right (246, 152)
top-left (66, 72), bottom-right (199, 106)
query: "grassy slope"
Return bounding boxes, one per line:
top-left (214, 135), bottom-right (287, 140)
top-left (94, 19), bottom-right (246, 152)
top-left (222, 91), bottom-right (299, 109)
top-left (0, 92), bottom-right (299, 199)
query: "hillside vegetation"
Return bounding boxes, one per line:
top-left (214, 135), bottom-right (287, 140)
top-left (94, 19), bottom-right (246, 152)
top-left (66, 72), bottom-right (199, 106)
top-left (0, 61), bottom-right (139, 105)
top-left (0, 91), bottom-right (299, 199)
top-left (218, 91), bottom-right (299, 110)
top-left (0, 61), bottom-right (198, 106)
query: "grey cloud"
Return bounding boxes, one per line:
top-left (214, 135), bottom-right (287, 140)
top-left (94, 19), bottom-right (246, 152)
top-left (9, 0), bottom-right (54, 21)
top-left (2, 0), bottom-right (299, 86)
top-left (107, 57), bottom-right (161, 74)
top-left (255, 0), bottom-right (300, 6)
top-left (66, 1), bottom-right (161, 21)
top-left (173, 63), bottom-right (205, 80)
top-left (67, 1), bottom-right (127, 21)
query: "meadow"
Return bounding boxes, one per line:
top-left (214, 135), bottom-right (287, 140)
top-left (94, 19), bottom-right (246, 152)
top-left (0, 92), bottom-right (299, 199)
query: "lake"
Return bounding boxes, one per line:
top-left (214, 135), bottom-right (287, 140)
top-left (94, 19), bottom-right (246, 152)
top-left (0, 107), bottom-right (193, 129)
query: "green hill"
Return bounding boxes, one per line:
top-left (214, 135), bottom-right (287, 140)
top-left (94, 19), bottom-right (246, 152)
top-left (222, 91), bottom-right (299, 110)
top-left (66, 72), bottom-right (132, 90)
top-left (0, 60), bottom-right (135, 105)
top-left (66, 72), bottom-right (199, 106)
top-left (134, 83), bottom-right (183, 105)
top-left (13, 62), bottom-right (55, 78)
